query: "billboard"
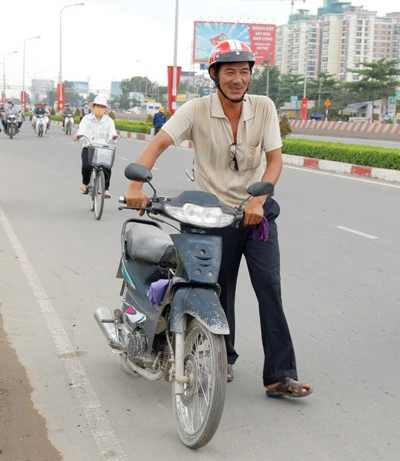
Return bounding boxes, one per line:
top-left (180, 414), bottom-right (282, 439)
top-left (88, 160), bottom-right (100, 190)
top-left (193, 21), bottom-right (276, 66)
top-left (72, 81), bottom-right (89, 93)
top-left (110, 81), bottom-right (122, 98)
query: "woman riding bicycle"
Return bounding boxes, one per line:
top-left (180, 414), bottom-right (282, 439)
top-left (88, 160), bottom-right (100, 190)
top-left (73, 95), bottom-right (117, 198)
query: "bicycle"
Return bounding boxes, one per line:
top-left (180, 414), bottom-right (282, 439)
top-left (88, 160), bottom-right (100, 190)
top-left (77, 135), bottom-right (117, 220)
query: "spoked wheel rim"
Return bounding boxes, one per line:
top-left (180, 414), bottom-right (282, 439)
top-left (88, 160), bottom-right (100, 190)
top-left (94, 169), bottom-right (105, 220)
top-left (173, 319), bottom-right (226, 449)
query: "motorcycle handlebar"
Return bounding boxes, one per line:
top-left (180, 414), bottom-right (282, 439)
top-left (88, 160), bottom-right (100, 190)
top-left (118, 195), bottom-right (243, 227)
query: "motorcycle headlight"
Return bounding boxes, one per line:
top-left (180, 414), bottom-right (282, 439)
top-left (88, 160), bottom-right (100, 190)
top-left (164, 203), bottom-right (235, 228)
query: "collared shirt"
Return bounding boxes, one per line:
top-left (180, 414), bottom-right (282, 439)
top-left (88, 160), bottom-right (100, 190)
top-left (76, 112), bottom-right (117, 147)
top-left (162, 93), bottom-right (282, 207)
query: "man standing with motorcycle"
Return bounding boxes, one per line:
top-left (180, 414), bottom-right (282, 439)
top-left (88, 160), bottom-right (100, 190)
top-left (125, 40), bottom-right (312, 399)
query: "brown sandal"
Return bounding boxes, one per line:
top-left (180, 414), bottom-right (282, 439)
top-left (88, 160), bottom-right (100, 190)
top-left (266, 377), bottom-right (313, 399)
top-left (227, 364), bottom-right (234, 383)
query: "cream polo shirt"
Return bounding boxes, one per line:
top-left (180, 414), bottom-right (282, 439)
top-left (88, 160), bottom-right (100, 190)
top-left (162, 93), bottom-right (282, 207)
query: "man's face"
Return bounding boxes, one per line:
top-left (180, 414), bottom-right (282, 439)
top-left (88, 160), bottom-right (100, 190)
top-left (213, 62), bottom-right (251, 100)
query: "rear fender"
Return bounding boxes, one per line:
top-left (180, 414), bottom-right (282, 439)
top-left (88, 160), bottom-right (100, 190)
top-left (170, 286), bottom-right (229, 335)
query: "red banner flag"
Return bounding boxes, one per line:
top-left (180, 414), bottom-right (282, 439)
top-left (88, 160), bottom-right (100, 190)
top-left (21, 91), bottom-right (27, 108)
top-left (57, 84), bottom-right (65, 111)
top-left (300, 97), bottom-right (308, 120)
top-left (167, 66), bottom-right (182, 114)
top-left (1, 93), bottom-right (6, 104)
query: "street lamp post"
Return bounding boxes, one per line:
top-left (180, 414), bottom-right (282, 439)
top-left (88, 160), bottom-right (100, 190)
top-left (172, 0), bottom-right (179, 113)
top-left (136, 60), bottom-right (148, 98)
top-left (60, 3), bottom-right (85, 85)
top-left (2, 51), bottom-right (18, 100)
top-left (263, 62), bottom-right (271, 97)
top-left (23, 36), bottom-right (40, 106)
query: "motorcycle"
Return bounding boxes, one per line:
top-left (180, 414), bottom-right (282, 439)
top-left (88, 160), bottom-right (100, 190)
top-left (6, 114), bottom-right (18, 139)
top-left (94, 163), bottom-right (274, 449)
top-left (36, 114), bottom-right (48, 137)
top-left (64, 114), bottom-right (74, 135)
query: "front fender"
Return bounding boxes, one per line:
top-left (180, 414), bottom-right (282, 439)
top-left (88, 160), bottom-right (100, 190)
top-left (170, 286), bottom-right (229, 335)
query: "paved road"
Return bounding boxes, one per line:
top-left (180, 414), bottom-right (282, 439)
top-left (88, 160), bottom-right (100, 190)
top-left (291, 133), bottom-right (399, 149)
top-left (1, 123), bottom-right (399, 461)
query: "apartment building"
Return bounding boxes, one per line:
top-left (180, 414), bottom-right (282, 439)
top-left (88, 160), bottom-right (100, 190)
top-left (276, 6), bottom-right (400, 82)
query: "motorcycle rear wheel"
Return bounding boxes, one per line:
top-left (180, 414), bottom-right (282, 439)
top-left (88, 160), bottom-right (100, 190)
top-left (173, 318), bottom-right (227, 449)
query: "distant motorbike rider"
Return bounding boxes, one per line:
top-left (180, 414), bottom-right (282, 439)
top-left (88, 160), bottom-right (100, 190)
top-left (44, 103), bottom-right (51, 129)
top-left (80, 101), bottom-right (91, 121)
top-left (2, 101), bottom-right (17, 133)
top-left (62, 103), bottom-right (74, 128)
top-left (0, 104), bottom-right (4, 132)
top-left (34, 101), bottom-right (46, 116)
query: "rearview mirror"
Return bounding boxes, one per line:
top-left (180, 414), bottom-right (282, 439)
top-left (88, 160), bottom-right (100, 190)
top-left (246, 181), bottom-right (274, 197)
top-left (125, 163), bottom-right (153, 182)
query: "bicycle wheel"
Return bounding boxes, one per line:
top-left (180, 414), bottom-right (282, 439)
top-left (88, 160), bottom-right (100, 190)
top-left (88, 170), bottom-right (96, 212)
top-left (94, 169), bottom-right (105, 220)
top-left (173, 318), bottom-right (227, 449)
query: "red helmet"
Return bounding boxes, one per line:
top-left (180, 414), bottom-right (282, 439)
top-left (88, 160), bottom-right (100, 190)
top-left (208, 40), bottom-right (255, 74)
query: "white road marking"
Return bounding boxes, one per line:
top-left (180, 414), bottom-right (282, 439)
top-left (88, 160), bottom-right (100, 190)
top-left (285, 165), bottom-right (400, 189)
top-left (120, 157), bottom-right (129, 161)
top-left (336, 226), bottom-right (378, 239)
top-left (0, 205), bottom-right (128, 461)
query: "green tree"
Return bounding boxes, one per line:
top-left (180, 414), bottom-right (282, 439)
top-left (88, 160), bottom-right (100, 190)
top-left (275, 74), bottom-right (304, 108)
top-left (279, 115), bottom-right (292, 138)
top-left (345, 59), bottom-right (400, 102)
top-left (306, 72), bottom-right (340, 113)
top-left (249, 62), bottom-right (280, 102)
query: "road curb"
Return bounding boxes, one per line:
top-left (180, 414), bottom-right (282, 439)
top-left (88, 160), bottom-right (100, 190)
top-left (62, 122), bottom-right (400, 184)
top-left (282, 153), bottom-right (400, 183)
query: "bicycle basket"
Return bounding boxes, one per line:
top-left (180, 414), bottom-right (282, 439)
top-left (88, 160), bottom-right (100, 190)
top-left (88, 144), bottom-right (116, 168)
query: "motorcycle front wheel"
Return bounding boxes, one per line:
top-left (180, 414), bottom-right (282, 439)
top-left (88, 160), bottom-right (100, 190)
top-left (8, 126), bottom-right (14, 139)
top-left (173, 318), bottom-right (227, 449)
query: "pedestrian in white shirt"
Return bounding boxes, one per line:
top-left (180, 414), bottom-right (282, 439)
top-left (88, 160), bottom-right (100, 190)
top-left (73, 95), bottom-right (117, 198)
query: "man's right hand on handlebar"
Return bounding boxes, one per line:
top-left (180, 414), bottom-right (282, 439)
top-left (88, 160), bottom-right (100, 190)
top-left (125, 183), bottom-right (149, 216)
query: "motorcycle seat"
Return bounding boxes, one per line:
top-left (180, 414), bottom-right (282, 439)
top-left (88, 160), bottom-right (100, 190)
top-left (125, 223), bottom-right (175, 266)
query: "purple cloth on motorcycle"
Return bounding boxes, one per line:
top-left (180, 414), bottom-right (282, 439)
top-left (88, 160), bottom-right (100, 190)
top-left (148, 279), bottom-right (170, 305)
top-left (253, 217), bottom-right (269, 242)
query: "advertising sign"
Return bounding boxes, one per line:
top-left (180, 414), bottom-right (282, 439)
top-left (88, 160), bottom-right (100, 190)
top-left (72, 81), bottom-right (89, 93)
top-left (110, 81), bottom-right (122, 98)
top-left (193, 21), bottom-right (276, 65)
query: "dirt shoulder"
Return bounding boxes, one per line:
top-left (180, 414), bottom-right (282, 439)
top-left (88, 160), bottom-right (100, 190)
top-left (0, 313), bottom-right (62, 461)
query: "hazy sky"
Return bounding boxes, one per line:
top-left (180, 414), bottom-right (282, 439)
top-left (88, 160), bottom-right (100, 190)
top-left (2, 0), bottom-right (399, 97)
